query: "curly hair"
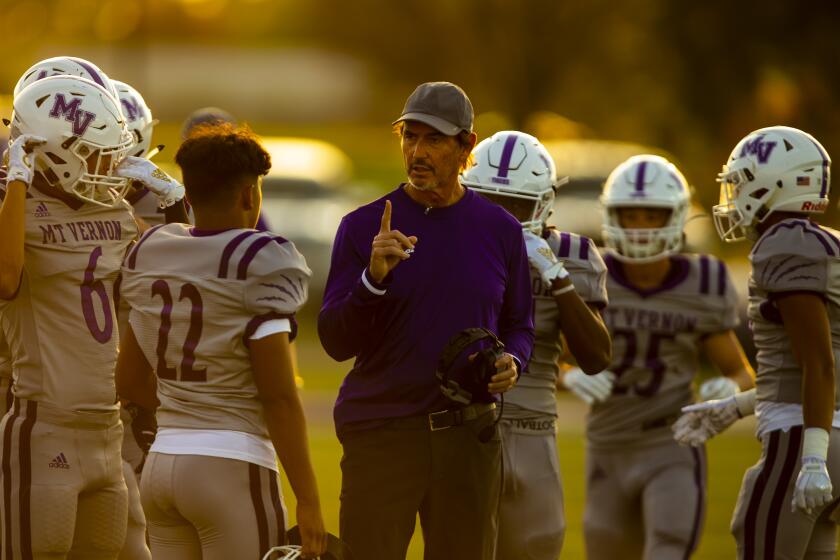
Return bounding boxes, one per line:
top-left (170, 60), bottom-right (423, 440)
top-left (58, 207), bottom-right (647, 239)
top-left (175, 123), bottom-right (271, 206)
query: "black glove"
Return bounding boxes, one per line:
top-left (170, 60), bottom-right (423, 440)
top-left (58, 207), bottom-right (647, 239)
top-left (125, 402), bottom-right (157, 454)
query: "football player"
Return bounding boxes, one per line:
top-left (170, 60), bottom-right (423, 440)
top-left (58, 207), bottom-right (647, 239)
top-left (0, 74), bottom-right (146, 558)
top-left (115, 123), bottom-right (327, 559)
top-left (675, 126), bottom-right (840, 559)
top-left (574, 155), bottom-right (754, 560)
top-left (461, 131), bottom-right (612, 559)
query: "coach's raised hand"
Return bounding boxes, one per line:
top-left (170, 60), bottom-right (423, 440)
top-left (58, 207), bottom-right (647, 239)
top-left (369, 200), bottom-right (418, 283)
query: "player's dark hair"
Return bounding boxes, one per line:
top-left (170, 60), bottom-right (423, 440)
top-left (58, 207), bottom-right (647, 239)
top-left (175, 123), bottom-right (271, 207)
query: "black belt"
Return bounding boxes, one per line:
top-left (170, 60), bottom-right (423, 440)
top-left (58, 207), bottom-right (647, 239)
top-left (428, 402), bottom-right (496, 431)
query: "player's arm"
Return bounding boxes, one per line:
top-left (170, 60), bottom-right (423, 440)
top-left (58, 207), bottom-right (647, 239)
top-left (700, 330), bottom-right (755, 392)
top-left (115, 323), bottom-right (159, 410)
top-left (250, 331), bottom-right (327, 558)
top-left (0, 135), bottom-right (45, 299)
top-left (0, 180), bottom-right (26, 299)
top-left (777, 291), bottom-right (835, 513)
top-left (777, 292), bottom-right (834, 430)
top-left (553, 294), bottom-right (611, 374)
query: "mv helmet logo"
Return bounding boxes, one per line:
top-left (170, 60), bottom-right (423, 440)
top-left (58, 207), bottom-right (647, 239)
top-left (120, 96), bottom-right (141, 122)
top-left (739, 135), bottom-right (777, 164)
top-left (48, 93), bottom-right (96, 136)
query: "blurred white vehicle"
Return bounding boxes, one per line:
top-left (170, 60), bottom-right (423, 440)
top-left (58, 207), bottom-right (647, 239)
top-left (259, 137), bottom-right (368, 293)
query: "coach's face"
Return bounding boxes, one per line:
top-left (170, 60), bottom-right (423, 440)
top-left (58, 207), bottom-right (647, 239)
top-left (401, 121), bottom-right (466, 192)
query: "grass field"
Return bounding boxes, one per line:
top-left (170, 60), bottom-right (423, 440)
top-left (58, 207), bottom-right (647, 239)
top-left (279, 317), bottom-right (766, 559)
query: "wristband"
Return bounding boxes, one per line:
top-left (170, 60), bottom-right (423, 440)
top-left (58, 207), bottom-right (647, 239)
top-left (733, 388), bottom-right (756, 418)
top-left (803, 427), bottom-right (830, 461)
top-left (551, 284), bottom-right (576, 297)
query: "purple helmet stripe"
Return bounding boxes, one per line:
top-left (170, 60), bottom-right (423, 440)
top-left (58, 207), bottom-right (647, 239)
top-left (73, 59), bottom-right (108, 90)
top-left (496, 134), bottom-right (519, 178)
top-left (558, 232), bottom-right (571, 258)
top-left (634, 161), bottom-right (648, 193)
top-left (699, 255), bottom-right (710, 294)
top-left (717, 259), bottom-right (727, 296)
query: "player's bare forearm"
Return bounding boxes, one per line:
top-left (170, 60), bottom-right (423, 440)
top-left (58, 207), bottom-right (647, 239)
top-left (263, 395), bottom-right (321, 506)
top-left (0, 181), bottom-right (27, 299)
top-left (701, 330), bottom-right (755, 390)
top-left (251, 334), bottom-right (322, 507)
top-left (115, 323), bottom-right (159, 410)
top-left (554, 286), bottom-right (611, 374)
top-left (777, 292), bottom-right (835, 431)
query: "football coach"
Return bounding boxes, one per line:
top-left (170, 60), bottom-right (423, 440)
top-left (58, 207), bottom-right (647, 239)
top-left (318, 81), bottom-right (535, 559)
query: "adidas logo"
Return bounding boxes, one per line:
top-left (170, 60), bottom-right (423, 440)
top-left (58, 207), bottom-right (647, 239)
top-left (34, 203), bottom-right (50, 218)
top-left (48, 453), bottom-right (70, 469)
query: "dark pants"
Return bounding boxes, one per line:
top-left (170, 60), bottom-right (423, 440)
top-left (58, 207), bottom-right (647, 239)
top-left (339, 409), bottom-right (502, 560)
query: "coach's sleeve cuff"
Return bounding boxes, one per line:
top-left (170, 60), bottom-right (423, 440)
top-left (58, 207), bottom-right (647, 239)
top-left (361, 268), bottom-right (390, 296)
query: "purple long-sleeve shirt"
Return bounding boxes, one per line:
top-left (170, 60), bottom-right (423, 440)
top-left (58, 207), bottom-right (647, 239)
top-left (319, 185), bottom-right (534, 435)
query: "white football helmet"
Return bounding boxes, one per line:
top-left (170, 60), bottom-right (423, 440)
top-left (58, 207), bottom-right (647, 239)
top-left (601, 155), bottom-right (690, 262)
top-left (112, 80), bottom-right (157, 158)
top-left (461, 131), bottom-right (560, 233)
top-left (10, 75), bottom-right (133, 207)
top-left (713, 125), bottom-right (831, 242)
top-left (14, 56), bottom-right (120, 105)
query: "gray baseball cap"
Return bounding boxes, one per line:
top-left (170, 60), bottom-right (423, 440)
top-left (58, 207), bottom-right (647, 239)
top-left (393, 82), bottom-right (473, 136)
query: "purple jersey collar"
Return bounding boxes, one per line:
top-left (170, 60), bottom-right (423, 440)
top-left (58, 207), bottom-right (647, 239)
top-left (605, 252), bottom-right (690, 298)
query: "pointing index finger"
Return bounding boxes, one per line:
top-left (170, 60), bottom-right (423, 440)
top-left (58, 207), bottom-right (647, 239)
top-left (380, 199), bottom-right (392, 234)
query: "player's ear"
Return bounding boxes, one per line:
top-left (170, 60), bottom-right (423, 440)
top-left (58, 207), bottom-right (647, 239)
top-left (240, 181), bottom-right (255, 211)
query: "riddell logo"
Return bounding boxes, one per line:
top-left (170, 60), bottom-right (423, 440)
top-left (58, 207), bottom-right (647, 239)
top-left (801, 200), bottom-right (828, 212)
top-left (48, 453), bottom-right (70, 469)
top-left (34, 203), bottom-right (49, 218)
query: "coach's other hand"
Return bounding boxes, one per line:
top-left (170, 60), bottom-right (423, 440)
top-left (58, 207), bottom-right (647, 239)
top-left (488, 353), bottom-right (518, 394)
top-left (369, 200), bottom-right (418, 283)
top-left (562, 367), bottom-right (615, 405)
top-left (792, 427), bottom-right (833, 515)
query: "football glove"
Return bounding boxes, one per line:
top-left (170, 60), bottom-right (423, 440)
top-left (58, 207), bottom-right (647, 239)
top-left (792, 427), bottom-right (833, 514)
top-left (673, 389), bottom-right (756, 446)
top-left (5, 134), bottom-right (46, 186)
top-left (115, 156), bottom-right (185, 208)
top-left (698, 376), bottom-right (740, 401)
top-left (124, 402), bottom-right (157, 454)
top-left (523, 230), bottom-right (569, 286)
top-left (562, 367), bottom-right (615, 405)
